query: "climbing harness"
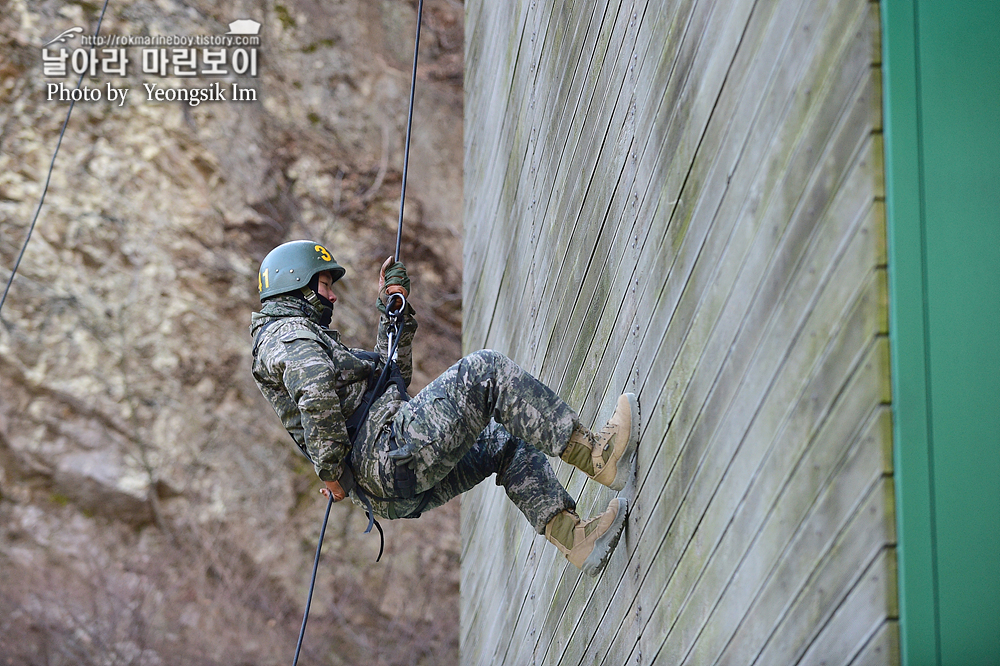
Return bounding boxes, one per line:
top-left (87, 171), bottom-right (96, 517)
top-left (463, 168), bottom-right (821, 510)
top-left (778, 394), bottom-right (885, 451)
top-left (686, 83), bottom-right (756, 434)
top-left (250, 296), bottom-right (418, 560)
top-left (292, 2), bottom-right (425, 663)
top-left (341, 303), bottom-right (417, 545)
top-left (0, 0), bottom-right (112, 316)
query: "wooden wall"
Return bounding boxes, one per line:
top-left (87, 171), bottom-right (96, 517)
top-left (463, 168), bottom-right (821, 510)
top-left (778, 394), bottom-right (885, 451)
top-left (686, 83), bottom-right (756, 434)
top-left (460, 0), bottom-right (896, 664)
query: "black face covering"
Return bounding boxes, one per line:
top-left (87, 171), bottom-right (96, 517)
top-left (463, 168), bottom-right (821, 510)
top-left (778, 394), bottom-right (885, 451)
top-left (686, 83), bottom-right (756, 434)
top-left (308, 274), bottom-right (335, 327)
top-left (316, 295), bottom-right (333, 327)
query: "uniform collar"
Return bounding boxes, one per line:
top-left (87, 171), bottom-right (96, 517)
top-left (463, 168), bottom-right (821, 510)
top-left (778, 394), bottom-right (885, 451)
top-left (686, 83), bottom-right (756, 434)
top-left (251, 295), bottom-right (341, 342)
top-left (259, 294), bottom-right (321, 321)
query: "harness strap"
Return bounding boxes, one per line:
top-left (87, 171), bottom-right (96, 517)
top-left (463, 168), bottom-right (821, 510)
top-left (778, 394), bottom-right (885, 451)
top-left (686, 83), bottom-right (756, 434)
top-left (343, 350), bottom-right (409, 443)
top-left (340, 322), bottom-right (428, 559)
top-left (353, 489), bottom-right (384, 562)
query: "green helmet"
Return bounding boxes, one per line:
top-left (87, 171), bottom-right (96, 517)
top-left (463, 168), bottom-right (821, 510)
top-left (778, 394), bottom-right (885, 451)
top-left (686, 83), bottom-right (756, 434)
top-left (257, 240), bottom-right (346, 302)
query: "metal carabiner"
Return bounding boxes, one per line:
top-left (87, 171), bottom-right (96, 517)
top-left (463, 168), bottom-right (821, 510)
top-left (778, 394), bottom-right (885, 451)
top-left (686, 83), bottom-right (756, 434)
top-left (385, 293), bottom-right (406, 362)
top-left (386, 328), bottom-right (398, 362)
top-left (386, 292), bottom-right (407, 319)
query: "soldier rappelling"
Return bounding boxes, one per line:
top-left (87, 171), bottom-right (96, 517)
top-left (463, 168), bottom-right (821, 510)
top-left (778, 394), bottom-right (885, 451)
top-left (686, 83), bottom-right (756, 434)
top-left (250, 240), bottom-right (639, 577)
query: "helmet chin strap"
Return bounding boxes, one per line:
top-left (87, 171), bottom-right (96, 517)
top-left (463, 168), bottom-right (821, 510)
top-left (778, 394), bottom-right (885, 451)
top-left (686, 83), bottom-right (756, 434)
top-left (300, 286), bottom-right (322, 309)
top-left (300, 287), bottom-right (333, 326)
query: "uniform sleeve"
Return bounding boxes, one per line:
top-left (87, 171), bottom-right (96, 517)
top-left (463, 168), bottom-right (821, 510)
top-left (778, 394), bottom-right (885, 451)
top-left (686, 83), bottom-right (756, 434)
top-left (375, 299), bottom-right (418, 387)
top-left (279, 336), bottom-right (352, 481)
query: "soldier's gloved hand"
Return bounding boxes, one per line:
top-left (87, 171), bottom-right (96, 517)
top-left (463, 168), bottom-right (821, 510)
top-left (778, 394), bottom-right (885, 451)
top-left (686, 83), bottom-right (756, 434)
top-left (379, 256), bottom-right (410, 305)
top-left (387, 438), bottom-right (421, 470)
top-left (321, 479), bottom-right (347, 502)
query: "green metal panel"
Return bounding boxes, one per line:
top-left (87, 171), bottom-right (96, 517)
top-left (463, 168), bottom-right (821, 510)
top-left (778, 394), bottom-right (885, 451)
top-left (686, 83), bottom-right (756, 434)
top-left (918, 3), bottom-right (1000, 662)
top-left (882, 1), bottom-right (1000, 664)
top-left (882, 1), bottom-right (938, 661)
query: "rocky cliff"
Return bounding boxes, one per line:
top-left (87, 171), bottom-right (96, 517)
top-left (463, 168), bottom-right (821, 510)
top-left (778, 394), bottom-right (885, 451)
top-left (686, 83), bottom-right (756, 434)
top-left (0, 1), bottom-right (463, 663)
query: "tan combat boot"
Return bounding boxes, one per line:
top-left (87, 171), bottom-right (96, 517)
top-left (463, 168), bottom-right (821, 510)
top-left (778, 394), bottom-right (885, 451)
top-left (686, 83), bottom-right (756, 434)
top-left (545, 498), bottom-right (629, 577)
top-left (560, 393), bottom-right (639, 491)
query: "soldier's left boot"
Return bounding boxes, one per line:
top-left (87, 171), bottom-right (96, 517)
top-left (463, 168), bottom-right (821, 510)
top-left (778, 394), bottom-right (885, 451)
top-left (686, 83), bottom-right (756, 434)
top-left (545, 498), bottom-right (628, 577)
top-left (560, 393), bottom-right (639, 491)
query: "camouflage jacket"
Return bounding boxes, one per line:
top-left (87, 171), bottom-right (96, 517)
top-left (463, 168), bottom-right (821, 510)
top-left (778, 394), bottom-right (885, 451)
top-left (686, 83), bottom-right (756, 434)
top-left (250, 294), bottom-right (417, 482)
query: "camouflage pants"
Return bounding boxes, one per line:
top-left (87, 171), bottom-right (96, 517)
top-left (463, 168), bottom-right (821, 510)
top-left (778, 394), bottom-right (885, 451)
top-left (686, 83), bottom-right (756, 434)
top-left (353, 350), bottom-right (578, 532)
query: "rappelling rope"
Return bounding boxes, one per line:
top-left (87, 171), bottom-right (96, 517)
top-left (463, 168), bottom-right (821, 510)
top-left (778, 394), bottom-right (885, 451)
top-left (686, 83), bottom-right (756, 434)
top-left (291, 491), bottom-right (334, 666)
top-left (292, 2), bottom-right (424, 664)
top-left (395, 0), bottom-right (425, 264)
top-left (0, 0), bottom-right (112, 317)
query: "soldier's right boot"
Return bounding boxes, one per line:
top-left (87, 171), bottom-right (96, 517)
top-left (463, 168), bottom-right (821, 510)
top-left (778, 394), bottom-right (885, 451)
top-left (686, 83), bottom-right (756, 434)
top-left (545, 498), bottom-right (629, 577)
top-left (560, 393), bottom-right (639, 491)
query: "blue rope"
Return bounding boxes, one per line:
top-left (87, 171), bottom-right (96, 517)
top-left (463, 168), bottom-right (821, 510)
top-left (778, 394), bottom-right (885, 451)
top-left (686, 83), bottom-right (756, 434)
top-left (291, 492), bottom-right (334, 666)
top-left (394, 0), bottom-right (424, 262)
